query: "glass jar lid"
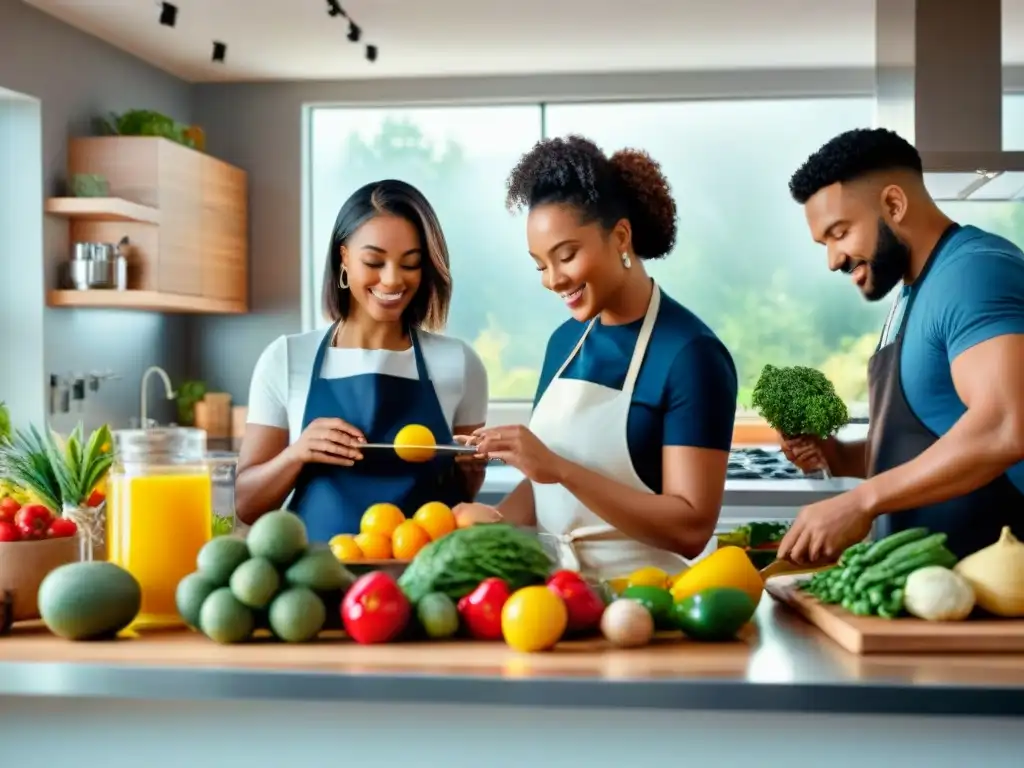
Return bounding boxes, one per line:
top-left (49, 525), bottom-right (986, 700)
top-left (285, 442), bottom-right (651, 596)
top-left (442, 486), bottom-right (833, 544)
top-left (113, 427), bottom-right (207, 465)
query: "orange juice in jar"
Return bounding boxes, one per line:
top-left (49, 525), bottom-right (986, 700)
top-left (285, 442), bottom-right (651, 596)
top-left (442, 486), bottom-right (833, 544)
top-left (107, 428), bottom-right (212, 627)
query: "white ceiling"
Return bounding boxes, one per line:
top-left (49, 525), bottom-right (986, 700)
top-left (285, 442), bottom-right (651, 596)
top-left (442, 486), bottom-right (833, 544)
top-left (22, 0), bottom-right (1024, 83)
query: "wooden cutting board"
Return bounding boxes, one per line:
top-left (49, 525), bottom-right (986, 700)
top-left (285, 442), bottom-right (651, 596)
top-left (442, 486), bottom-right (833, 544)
top-left (766, 574), bottom-right (1024, 654)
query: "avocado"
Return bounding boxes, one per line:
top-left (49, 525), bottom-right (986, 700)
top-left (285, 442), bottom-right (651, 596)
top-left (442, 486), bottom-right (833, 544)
top-left (285, 547), bottom-right (354, 591)
top-left (199, 587), bottom-right (255, 644)
top-left (268, 587), bottom-right (325, 643)
top-left (38, 561), bottom-right (142, 640)
top-left (621, 585), bottom-right (675, 630)
top-left (176, 572), bottom-right (218, 628)
top-left (672, 587), bottom-right (757, 642)
top-left (196, 536), bottom-right (250, 586)
top-left (246, 510), bottom-right (308, 566)
top-left (230, 557), bottom-right (280, 609)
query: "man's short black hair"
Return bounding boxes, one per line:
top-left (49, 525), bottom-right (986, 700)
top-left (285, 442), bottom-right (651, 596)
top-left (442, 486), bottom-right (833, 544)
top-left (788, 127), bottom-right (923, 204)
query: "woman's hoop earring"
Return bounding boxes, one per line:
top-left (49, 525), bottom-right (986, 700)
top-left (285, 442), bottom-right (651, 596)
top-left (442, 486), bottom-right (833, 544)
top-left (621, 252), bottom-right (632, 269)
top-left (339, 265), bottom-right (349, 290)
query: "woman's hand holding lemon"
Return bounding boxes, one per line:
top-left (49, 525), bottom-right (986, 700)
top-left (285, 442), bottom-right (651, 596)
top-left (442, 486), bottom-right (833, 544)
top-left (288, 417), bottom-right (365, 466)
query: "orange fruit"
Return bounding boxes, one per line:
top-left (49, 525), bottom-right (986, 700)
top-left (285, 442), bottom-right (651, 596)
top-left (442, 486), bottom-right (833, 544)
top-left (354, 532), bottom-right (392, 560)
top-left (413, 501), bottom-right (456, 541)
top-left (328, 534), bottom-right (363, 562)
top-left (391, 520), bottom-right (432, 559)
top-left (393, 424), bottom-right (436, 462)
top-left (360, 503), bottom-right (406, 537)
top-left (670, 545), bottom-right (765, 608)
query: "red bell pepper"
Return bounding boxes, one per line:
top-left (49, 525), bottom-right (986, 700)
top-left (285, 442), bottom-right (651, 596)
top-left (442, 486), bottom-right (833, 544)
top-left (47, 518), bottom-right (78, 539)
top-left (0, 520), bottom-right (20, 542)
top-left (341, 572), bottom-right (411, 644)
top-left (457, 577), bottom-right (510, 640)
top-left (14, 504), bottom-right (52, 540)
top-left (547, 573), bottom-right (605, 633)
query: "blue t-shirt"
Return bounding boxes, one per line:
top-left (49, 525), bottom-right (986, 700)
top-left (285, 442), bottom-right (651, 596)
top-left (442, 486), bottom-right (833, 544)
top-left (533, 288), bottom-right (738, 492)
top-left (885, 224), bottom-right (1024, 492)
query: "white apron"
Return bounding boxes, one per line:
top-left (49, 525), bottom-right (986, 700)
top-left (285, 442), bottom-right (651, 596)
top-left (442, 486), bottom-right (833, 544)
top-left (529, 283), bottom-right (715, 583)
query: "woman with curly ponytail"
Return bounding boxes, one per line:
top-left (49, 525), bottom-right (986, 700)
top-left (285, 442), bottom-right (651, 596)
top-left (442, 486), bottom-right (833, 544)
top-left (460, 135), bottom-right (739, 580)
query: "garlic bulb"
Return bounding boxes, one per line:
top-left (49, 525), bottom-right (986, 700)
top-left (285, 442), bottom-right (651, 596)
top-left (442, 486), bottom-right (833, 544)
top-left (954, 526), bottom-right (1024, 618)
top-left (903, 566), bottom-right (975, 621)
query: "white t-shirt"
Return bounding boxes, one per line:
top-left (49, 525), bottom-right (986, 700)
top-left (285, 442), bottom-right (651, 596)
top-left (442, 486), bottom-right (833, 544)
top-left (246, 328), bottom-right (489, 443)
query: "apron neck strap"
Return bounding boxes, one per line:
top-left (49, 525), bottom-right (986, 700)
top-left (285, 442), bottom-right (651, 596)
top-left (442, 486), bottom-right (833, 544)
top-left (409, 328), bottom-right (429, 380)
top-left (622, 282), bottom-right (661, 395)
top-left (312, 322), bottom-right (339, 377)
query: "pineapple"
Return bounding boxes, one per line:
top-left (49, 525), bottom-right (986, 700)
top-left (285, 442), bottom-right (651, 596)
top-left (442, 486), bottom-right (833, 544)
top-left (0, 423), bottom-right (113, 513)
top-left (0, 400), bottom-right (10, 444)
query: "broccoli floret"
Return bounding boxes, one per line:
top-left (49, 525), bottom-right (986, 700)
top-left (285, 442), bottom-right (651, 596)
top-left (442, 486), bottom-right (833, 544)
top-left (750, 364), bottom-right (849, 440)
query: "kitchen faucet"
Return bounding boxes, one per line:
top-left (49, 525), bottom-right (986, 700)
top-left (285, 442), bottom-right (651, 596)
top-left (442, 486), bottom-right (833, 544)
top-left (140, 366), bottom-right (177, 428)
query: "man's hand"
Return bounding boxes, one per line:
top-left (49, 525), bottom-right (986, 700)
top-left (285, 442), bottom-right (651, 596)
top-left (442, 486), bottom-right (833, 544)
top-left (776, 490), bottom-right (875, 564)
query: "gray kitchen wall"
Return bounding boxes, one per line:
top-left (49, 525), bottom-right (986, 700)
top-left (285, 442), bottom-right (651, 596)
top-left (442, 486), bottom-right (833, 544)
top-left (0, 0), bottom-right (192, 432)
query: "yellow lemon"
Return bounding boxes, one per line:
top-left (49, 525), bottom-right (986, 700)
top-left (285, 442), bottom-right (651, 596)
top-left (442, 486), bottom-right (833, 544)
top-left (393, 423), bottom-right (436, 462)
top-left (627, 566), bottom-right (671, 589)
top-left (329, 534), bottom-right (363, 562)
top-left (412, 501), bottom-right (456, 541)
top-left (360, 502), bottom-right (406, 537)
top-left (605, 576), bottom-right (630, 596)
top-left (501, 586), bottom-right (568, 653)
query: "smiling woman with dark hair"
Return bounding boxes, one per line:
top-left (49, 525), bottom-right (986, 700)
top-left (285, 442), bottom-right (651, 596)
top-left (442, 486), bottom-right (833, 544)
top-left (235, 180), bottom-right (489, 540)
top-left (456, 136), bottom-right (739, 581)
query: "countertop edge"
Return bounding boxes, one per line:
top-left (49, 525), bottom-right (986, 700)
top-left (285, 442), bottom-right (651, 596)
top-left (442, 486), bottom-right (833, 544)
top-left (1, 661), bottom-right (1022, 716)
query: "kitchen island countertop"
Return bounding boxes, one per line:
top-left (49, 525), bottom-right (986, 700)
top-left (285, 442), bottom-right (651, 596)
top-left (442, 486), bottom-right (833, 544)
top-left (1, 596), bottom-right (1022, 717)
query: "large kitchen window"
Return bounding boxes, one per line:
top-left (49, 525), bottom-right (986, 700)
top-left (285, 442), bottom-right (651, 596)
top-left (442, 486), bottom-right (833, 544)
top-left (306, 96), bottom-right (1024, 424)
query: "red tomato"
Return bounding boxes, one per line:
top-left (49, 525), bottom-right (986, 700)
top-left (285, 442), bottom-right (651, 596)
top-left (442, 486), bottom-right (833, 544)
top-left (14, 504), bottom-right (52, 539)
top-left (341, 571), bottom-right (411, 644)
top-left (0, 520), bottom-right (20, 542)
top-left (0, 496), bottom-right (20, 522)
top-left (547, 576), bottom-right (605, 633)
top-left (456, 578), bottom-right (511, 640)
top-left (47, 517), bottom-right (78, 538)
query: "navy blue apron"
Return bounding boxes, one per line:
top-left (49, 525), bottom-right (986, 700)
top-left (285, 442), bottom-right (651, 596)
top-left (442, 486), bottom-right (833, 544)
top-left (289, 324), bottom-right (467, 542)
top-left (867, 224), bottom-right (1024, 559)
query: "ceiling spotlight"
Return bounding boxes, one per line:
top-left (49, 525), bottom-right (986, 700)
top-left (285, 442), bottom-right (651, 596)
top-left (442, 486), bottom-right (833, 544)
top-left (212, 41), bottom-right (226, 63)
top-left (348, 22), bottom-right (361, 42)
top-left (366, 44), bottom-right (377, 63)
top-left (326, 0), bottom-right (346, 17)
top-left (159, 1), bottom-right (177, 27)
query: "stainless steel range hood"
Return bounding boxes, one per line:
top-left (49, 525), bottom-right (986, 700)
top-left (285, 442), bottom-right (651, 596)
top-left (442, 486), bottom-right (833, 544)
top-left (876, 0), bottom-right (1024, 201)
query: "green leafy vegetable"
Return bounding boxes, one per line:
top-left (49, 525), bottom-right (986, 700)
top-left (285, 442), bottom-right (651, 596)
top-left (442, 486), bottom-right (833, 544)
top-left (750, 364), bottom-right (849, 439)
top-left (397, 523), bottom-right (553, 604)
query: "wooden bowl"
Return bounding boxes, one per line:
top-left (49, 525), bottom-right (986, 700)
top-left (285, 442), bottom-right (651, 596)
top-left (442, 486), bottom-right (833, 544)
top-left (0, 536), bottom-right (80, 621)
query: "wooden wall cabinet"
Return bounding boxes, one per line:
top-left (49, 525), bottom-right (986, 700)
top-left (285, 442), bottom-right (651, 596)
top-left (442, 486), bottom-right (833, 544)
top-left (46, 137), bottom-right (249, 314)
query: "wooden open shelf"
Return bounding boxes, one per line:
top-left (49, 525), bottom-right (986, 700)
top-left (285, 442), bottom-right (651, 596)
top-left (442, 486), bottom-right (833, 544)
top-left (47, 290), bottom-right (246, 315)
top-left (44, 197), bottom-right (160, 225)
